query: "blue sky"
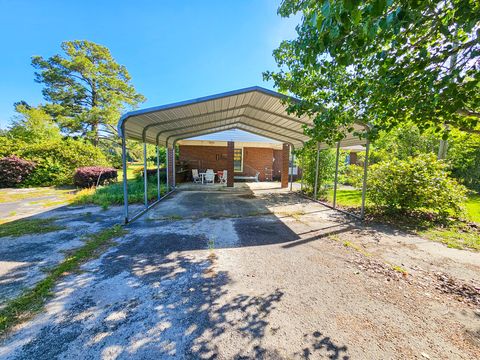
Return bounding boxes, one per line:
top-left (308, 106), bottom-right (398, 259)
top-left (0, 0), bottom-right (299, 128)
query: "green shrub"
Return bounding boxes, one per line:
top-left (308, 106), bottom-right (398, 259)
top-left (18, 139), bottom-right (109, 186)
top-left (340, 164), bottom-right (364, 188)
top-left (367, 154), bottom-right (467, 217)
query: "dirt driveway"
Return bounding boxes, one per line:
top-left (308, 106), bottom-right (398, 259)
top-left (1, 183), bottom-right (479, 359)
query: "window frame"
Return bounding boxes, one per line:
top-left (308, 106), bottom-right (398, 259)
top-left (233, 148), bottom-right (243, 173)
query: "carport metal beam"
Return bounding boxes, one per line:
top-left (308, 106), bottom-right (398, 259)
top-left (165, 121), bottom-right (303, 148)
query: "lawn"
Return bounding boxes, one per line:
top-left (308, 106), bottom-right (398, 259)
top-left (325, 189), bottom-right (364, 208)
top-left (465, 193), bottom-right (480, 223)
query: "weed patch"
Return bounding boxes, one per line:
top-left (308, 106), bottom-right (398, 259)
top-left (0, 218), bottom-right (65, 238)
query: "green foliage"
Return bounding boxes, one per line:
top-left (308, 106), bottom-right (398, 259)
top-left (266, 0), bottom-right (480, 144)
top-left (297, 142), bottom-right (338, 197)
top-left (367, 154), bottom-right (467, 216)
top-left (369, 125), bottom-right (439, 164)
top-left (32, 40), bottom-right (145, 145)
top-left (447, 131), bottom-right (480, 191)
top-left (8, 103), bottom-right (61, 143)
top-left (339, 164), bottom-right (364, 188)
top-left (13, 138), bottom-right (109, 186)
top-left (74, 176), bottom-right (167, 207)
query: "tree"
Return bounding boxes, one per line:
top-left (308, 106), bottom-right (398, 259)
top-left (32, 40), bottom-right (145, 145)
top-left (264, 0), bottom-right (479, 144)
top-left (8, 102), bottom-right (61, 143)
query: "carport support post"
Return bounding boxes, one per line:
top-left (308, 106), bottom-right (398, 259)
top-left (281, 143), bottom-right (289, 188)
top-left (226, 141), bottom-right (234, 187)
top-left (360, 139), bottom-right (370, 220)
top-left (165, 145), bottom-right (169, 191)
top-left (143, 142), bottom-right (148, 208)
top-left (289, 148), bottom-right (294, 191)
top-left (156, 144), bottom-right (161, 200)
top-left (314, 143), bottom-right (320, 200)
top-left (121, 131), bottom-right (129, 224)
top-left (167, 146), bottom-right (175, 190)
top-left (300, 154), bottom-right (304, 192)
top-left (333, 141), bottom-right (340, 208)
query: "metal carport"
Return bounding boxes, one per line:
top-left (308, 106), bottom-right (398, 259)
top-left (117, 86), bottom-right (369, 223)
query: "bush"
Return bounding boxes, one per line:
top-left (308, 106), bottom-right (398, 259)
top-left (367, 154), bottom-right (467, 217)
top-left (340, 164), bottom-right (364, 188)
top-left (134, 168), bottom-right (167, 182)
top-left (18, 138), bottom-right (110, 186)
top-left (0, 156), bottom-right (36, 188)
top-left (74, 166), bottom-right (118, 188)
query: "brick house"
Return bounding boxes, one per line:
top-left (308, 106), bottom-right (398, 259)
top-left (176, 130), bottom-right (297, 183)
top-left (178, 140), bottom-right (286, 182)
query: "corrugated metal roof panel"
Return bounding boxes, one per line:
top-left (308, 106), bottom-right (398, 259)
top-left (118, 86), bottom-right (367, 149)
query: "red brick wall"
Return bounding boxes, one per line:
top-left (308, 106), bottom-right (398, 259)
top-left (272, 149), bottom-right (283, 181)
top-left (178, 145), bottom-right (278, 182)
top-left (179, 145), bottom-right (228, 171)
top-left (242, 147), bottom-right (274, 181)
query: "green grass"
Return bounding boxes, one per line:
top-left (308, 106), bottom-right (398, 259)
top-left (0, 225), bottom-right (127, 335)
top-left (421, 225), bottom-right (480, 251)
top-left (74, 177), bottom-right (167, 207)
top-left (325, 189), bottom-right (363, 208)
top-left (465, 193), bottom-right (480, 223)
top-left (0, 218), bottom-right (65, 238)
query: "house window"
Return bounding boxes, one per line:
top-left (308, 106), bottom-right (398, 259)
top-left (234, 148), bottom-right (243, 172)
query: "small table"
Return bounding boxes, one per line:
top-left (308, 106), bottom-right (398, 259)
top-left (199, 172), bottom-right (217, 184)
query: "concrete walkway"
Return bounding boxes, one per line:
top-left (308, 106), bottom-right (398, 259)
top-left (1, 183), bottom-right (479, 359)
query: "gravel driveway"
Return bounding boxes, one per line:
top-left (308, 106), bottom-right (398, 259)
top-left (1, 183), bottom-right (479, 359)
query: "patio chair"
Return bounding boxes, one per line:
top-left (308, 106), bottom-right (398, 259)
top-left (219, 170), bottom-right (227, 185)
top-left (192, 169), bottom-right (201, 183)
top-left (204, 170), bottom-right (215, 184)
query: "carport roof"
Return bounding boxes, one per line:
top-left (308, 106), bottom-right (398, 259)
top-left (118, 86), bottom-right (312, 149)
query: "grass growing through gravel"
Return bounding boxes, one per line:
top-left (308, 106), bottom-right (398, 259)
top-left (0, 225), bottom-right (127, 336)
top-left (324, 189), bottom-right (480, 251)
top-left (0, 218), bottom-right (65, 238)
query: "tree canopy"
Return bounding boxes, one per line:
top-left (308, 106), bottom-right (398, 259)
top-left (32, 40), bottom-right (145, 145)
top-left (264, 0), bottom-right (480, 143)
top-left (8, 102), bottom-right (61, 143)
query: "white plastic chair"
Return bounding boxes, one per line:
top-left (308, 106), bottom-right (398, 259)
top-left (192, 169), bottom-right (201, 183)
top-left (219, 170), bottom-right (227, 185)
top-left (204, 170), bottom-right (215, 184)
